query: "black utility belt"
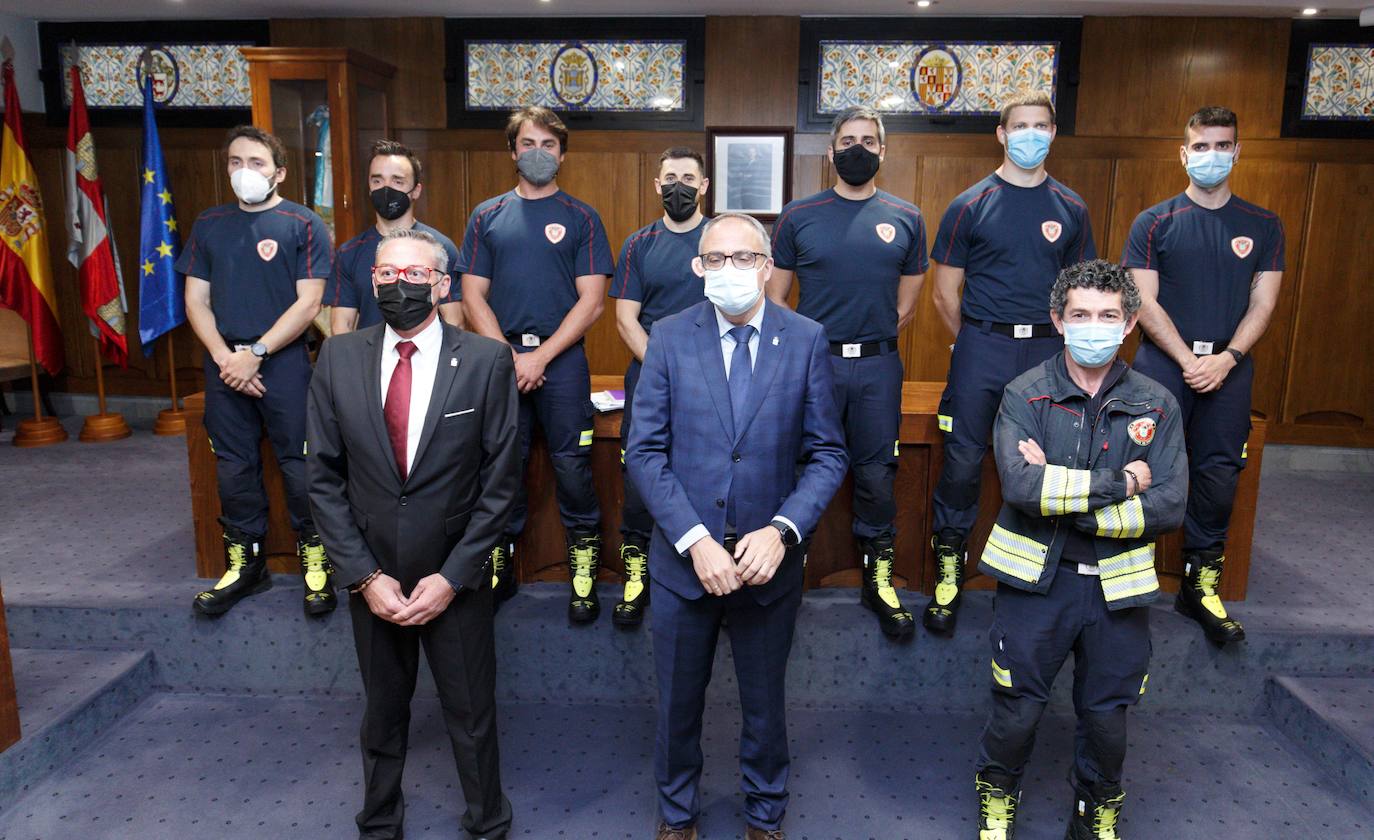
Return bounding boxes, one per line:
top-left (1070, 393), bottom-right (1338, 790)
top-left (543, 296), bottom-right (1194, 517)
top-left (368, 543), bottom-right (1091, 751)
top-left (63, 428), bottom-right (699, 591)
top-left (829, 339), bottom-right (899, 358)
top-left (1142, 335), bottom-right (1231, 356)
top-left (972, 320), bottom-right (1056, 339)
top-left (506, 332), bottom-right (553, 348)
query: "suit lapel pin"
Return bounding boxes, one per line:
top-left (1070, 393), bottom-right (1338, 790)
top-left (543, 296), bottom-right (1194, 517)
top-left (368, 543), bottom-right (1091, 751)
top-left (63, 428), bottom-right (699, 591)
top-left (772, 336), bottom-right (779, 346)
top-left (450, 357), bottom-right (458, 367)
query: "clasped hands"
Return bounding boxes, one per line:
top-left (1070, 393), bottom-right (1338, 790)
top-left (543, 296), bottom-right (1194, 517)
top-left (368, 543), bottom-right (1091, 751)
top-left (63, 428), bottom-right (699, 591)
top-left (689, 526), bottom-right (785, 597)
top-left (217, 348), bottom-right (265, 397)
top-left (512, 348), bottom-right (548, 393)
top-left (1182, 351), bottom-right (1235, 394)
top-left (362, 572), bottom-right (455, 626)
top-left (1017, 438), bottom-right (1152, 496)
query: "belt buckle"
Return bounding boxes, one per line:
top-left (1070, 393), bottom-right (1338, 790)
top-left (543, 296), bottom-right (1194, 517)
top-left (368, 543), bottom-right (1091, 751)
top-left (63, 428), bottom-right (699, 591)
top-left (841, 343), bottom-right (862, 358)
top-left (521, 333), bottom-right (541, 347)
top-left (1077, 563), bottom-right (1100, 576)
top-left (1192, 340), bottom-right (1214, 355)
top-left (1013, 324), bottom-right (1033, 339)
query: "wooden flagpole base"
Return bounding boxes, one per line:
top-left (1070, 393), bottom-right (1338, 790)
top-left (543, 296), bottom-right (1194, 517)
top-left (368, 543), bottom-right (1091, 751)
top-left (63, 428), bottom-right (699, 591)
top-left (13, 416), bottom-right (68, 448)
top-left (79, 412), bottom-right (132, 442)
top-left (153, 407), bottom-right (187, 436)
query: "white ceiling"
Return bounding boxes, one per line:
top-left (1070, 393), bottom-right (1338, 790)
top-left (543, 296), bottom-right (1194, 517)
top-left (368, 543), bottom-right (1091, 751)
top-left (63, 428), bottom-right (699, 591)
top-left (4, 0), bottom-right (1368, 21)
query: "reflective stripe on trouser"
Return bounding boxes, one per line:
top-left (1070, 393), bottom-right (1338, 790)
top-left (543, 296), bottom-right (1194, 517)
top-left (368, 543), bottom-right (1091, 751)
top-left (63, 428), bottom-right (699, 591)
top-left (977, 573), bottom-right (1150, 788)
top-left (932, 323), bottom-right (1063, 535)
top-left (619, 359), bottom-right (653, 541)
top-left (506, 342), bottom-right (601, 535)
top-left (203, 342), bottom-right (314, 537)
top-left (829, 351), bottom-right (904, 539)
top-left (1133, 342), bottom-right (1252, 552)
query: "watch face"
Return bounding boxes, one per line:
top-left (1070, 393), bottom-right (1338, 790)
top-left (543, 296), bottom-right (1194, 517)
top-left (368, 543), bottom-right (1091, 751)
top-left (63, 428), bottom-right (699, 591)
top-left (251, 343), bottom-right (267, 357)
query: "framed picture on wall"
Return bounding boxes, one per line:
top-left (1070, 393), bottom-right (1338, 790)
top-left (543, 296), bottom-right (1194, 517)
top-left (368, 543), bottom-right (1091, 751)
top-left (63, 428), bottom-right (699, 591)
top-left (708, 127), bottom-right (793, 222)
top-left (1282, 19), bottom-right (1374, 139)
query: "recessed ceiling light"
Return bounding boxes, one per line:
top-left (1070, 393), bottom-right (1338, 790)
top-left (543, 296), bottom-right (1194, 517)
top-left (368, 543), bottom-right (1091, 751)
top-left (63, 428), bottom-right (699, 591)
top-left (1301, 7), bottom-right (1319, 13)
top-left (916, 0), bottom-right (933, 6)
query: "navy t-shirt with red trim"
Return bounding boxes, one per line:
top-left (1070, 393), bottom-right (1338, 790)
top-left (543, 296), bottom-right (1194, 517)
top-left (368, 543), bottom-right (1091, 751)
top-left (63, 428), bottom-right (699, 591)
top-left (1122, 192), bottom-right (1285, 343)
top-left (609, 218), bottom-right (706, 334)
top-left (327, 221), bottom-right (461, 330)
top-left (772, 188), bottom-right (929, 343)
top-left (174, 199), bottom-right (333, 340)
top-left (456, 189), bottom-right (613, 337)
top-left (930, 173), bottom-right (1096, 325)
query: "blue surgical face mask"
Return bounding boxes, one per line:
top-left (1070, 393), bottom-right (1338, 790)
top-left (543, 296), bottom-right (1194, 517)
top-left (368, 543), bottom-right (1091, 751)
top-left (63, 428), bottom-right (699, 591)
top-left (704, 264), bottom-right (763, 316)
top-left (1185, 149), bottom-right (1234, 188)
top-left (1005, 128), bottom-right (1052, 170)
top-left (1063, 321), bottom-right (1125, 368)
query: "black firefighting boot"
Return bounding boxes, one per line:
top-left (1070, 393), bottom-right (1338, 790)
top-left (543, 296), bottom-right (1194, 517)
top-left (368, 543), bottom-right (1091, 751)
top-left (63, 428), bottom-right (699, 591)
top-left (612, 536), bottom-right (651, 627)
top-left (1065, 778), bottom-right (1126, 840)
top-left (976, 771), bottom-right (1020, 840)
top-left (568, 529), bottom-right (601, 624)
top-left (193, 524), bottom-right (271, 616)
top-left (297, 532), bottom-right (336, 617)
top-left (923, 529), bottom-right (966, 635)
top-left (1174, 549), bottom-right (1245, 645)
top-left (859, 535), bottom-right (914, 639)
top-left (489, 536), bottom-right (518, 612)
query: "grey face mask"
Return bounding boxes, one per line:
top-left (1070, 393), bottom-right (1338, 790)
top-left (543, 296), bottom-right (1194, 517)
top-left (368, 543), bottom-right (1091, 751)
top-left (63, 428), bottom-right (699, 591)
top-left (516, 148), bottom-right (560, 187)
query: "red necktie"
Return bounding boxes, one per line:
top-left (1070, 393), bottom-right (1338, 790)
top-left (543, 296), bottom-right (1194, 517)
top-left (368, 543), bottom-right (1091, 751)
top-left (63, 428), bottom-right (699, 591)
top-left (384, 340), bottom-right (417, 480)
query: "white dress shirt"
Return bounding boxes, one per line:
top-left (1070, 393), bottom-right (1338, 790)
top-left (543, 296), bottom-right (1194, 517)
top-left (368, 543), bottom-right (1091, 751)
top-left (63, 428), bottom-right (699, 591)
top-left (675, 299), bottom-right (800, 555)
top-left (380, 316), bottom-right (443, 475)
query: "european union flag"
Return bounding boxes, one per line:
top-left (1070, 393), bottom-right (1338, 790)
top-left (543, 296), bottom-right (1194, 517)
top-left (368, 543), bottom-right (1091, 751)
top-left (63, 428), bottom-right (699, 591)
top-left (137, 78), bottom-right (184, 353)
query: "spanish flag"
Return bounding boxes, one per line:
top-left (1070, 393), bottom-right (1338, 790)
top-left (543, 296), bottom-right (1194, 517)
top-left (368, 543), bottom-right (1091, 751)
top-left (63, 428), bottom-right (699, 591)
top-left (0, 59), bottom-right (63, 375)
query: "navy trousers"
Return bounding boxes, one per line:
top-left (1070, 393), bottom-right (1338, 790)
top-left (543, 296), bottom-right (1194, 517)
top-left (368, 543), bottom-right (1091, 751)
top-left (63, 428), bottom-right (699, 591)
top-left (829, 351), bottom-right (904, 540)
top-left (203, 341), bottom-right (313, 538)
top-left (977, 570), bottom-right (1150, 790)
top-left (506, 342), bottom-right (600, 535)
top-left (1133, 341), bottom-right (1253, 553)
top-left (651, 570), bottom-right (804, 831)
top-left (932, 324), bottom-right (1063, 536)
top-left (619, 359), bottom-right (653, 543)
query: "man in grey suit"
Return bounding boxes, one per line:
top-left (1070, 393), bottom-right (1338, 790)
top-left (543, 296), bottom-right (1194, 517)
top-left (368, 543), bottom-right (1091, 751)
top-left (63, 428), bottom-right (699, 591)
top-left (306, 228), bottom-right (519, 840)
top-left (626, 213), bottom-right (848, 840)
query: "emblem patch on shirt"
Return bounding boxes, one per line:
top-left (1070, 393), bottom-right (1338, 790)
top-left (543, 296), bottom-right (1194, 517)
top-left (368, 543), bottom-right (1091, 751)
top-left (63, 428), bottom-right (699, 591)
top-left (875, 223), bottom-right (896, 243)
top-left (1231, 236), bottom-right (1253, 259)
top-left (256, 239), bottom-right (278, 261)
top-left (1041, 221), bottom-right (1062, 243)
top-left (1127, 417), bottom-right (1156, 446)
top-left (545, 223), bottom-right (566, 244)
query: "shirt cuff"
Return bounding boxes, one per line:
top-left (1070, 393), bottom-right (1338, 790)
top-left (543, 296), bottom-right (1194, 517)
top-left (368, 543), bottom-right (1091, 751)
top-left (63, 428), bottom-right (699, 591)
top-left (446, 577), bottom-right (464, 595)
top-left (675, 524), bottom-right (709, 556)
top-left (771, 516), bottom-right (801, 542)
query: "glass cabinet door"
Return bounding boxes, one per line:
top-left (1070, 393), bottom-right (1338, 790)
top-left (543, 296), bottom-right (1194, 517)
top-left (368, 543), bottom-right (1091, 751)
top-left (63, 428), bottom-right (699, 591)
top-left (268, 78), bottom-right (335, 237)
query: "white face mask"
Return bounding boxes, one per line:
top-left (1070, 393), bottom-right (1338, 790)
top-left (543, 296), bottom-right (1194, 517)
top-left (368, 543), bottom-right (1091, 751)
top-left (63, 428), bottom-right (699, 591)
top-left (230, 168), bottom-right (275, 205)
top-left (703, 264), bottom-right (763, 316)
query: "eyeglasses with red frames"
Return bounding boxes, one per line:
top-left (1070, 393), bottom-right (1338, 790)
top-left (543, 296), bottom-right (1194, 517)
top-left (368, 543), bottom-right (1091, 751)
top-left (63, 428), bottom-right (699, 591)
top-left (372, 264), bottom-right (441, 284)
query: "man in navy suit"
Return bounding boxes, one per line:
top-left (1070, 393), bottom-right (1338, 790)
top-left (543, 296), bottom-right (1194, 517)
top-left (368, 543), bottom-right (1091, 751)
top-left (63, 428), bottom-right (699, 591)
top-left (626, 213), bottom-right (848, 840)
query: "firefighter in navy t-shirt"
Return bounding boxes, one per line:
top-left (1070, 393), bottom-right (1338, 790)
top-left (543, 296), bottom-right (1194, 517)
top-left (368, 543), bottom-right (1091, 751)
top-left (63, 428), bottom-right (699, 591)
top-left (1123, 106), bottom-right (1284, 646)
top-left (459, 107), bottom-right (614, 623)
top-left (607, 146), bottom-right (709, 627)
top-left (327, 139), bottom-right (462, 335)
top-left (768, 107), bottom-right (928, 639)
top-left (178, 126), bottom-right (336, 618)
top-left (926, 91), bottom-right (1097, 635)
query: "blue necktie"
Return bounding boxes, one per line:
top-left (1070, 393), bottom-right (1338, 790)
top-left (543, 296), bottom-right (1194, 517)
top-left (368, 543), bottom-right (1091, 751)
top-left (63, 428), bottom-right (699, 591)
top-left (726, 324), bottom-right (755, 530)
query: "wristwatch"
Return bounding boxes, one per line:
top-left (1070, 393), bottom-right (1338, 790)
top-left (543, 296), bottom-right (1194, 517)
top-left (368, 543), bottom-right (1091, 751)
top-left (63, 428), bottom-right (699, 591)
top-left (770, 519), bottom-right (800, 547)
top-left (249, 342), bottom-right (269, 360)
top-left (1225, 347), bottom-right (1244, 364)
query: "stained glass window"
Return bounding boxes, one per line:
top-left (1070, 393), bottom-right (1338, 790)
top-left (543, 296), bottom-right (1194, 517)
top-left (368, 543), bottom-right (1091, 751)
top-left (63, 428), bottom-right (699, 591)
top-left (59, 43), bottom-right (251, 109)
top-left (1302, 44), bottom-right (1374, 121)
top-left (465, 40), bottom-right (686, 113)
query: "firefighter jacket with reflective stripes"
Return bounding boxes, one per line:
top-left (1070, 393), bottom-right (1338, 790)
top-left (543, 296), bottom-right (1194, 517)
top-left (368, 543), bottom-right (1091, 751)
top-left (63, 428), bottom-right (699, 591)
top-left (978, 353), bottom-right (1187, 610)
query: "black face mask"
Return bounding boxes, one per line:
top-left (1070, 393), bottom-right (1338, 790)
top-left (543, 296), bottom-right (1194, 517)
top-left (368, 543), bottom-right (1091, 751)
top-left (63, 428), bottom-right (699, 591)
top-left (370, 186), bottom-right (412, 221)
top-left (376, 280), bottom-right (435, 332)
top-left (832, 145), bottom-right (881, 187)
top-left (659, 181), bottom-right (699, 223)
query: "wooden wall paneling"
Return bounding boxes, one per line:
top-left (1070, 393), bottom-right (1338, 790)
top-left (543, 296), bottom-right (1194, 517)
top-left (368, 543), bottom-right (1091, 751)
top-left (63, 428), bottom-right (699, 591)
top-left (1103, 159), bottom-right (1183, 265)
top-left (874, 134), bottom-right (922, 205)
top-left (1048, 157), bottom-right (1114, 256)
top-left (1076, 17), bottom-right (1290, 139)
top-left (0, 582), bottom-right (19, 753)
top-left (270, 18), bottom-right (446, 130)
top-left (1282, 163), bottom-right (1374, 430)
top-left (412, 146), bottom-right (468, 249)
top-left (704, 16), bottom-right (799, 128)
top-left (906, 155), bottom-right (1002, 383)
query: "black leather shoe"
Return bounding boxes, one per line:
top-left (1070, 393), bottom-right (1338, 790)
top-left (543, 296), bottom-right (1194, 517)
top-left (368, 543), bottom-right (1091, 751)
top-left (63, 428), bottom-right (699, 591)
top-left (612, 537), bottom-right (650, 627)
top-left (298, 532), bottom-right (336, 616)
top-left (489, 537), bottom-right (518, 612)
top-left (1175, 550), bottom-right (1245, 645)
top-left (923, 530), bottom-right (966, 635)
top-left (859, 535), bottom-right (914, 639)
top-left (193, 525), bottom-right (271, 616)
top-left (567, 530), bottom-right (601, 624)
